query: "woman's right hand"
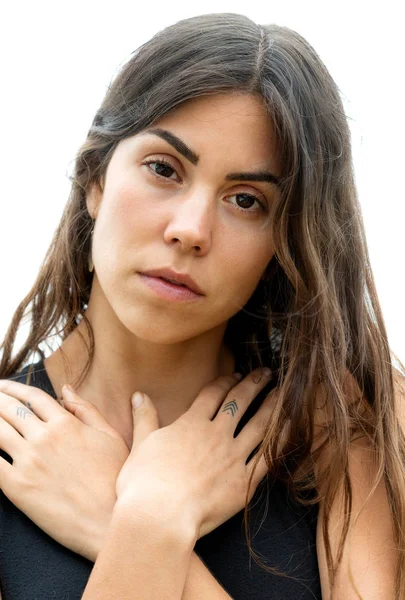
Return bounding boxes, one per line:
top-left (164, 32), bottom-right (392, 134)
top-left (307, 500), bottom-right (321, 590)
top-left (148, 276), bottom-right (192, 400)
top-left (0, 379), bottom-right (130, 562)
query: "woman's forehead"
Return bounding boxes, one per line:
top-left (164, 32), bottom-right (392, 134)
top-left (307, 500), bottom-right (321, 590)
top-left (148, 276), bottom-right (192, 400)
top-left (131, 93), bottom-right (280, 174)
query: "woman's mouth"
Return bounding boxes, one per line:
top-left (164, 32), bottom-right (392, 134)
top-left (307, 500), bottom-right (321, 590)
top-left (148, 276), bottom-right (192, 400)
top-left (137, 273), bottom-right (204, 302)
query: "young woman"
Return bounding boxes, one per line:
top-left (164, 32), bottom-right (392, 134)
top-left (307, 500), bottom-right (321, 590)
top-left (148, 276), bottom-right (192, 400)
top-left (0, 12), bottom-right (404, 600)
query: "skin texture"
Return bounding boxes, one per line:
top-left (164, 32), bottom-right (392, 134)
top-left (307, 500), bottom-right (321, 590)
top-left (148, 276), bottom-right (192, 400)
top-left (43, 91), bottom-right (280, 447)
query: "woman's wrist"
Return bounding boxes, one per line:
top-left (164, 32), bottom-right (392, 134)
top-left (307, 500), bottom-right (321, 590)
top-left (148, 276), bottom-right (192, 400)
top-left (85, 519), bottom-right (110, 563)
top-left (82, 491), bottom-right (196, 599)
top-left (74, 510), bottom-right (111, 562)
top-left (112, 491), bottom-right (199, 548)
top-left (85, 490), bottom-right (198, 563)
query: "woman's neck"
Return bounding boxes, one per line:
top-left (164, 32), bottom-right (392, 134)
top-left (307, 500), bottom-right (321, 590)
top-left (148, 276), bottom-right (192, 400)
top-left (44, 314), bottom-right (235, 448)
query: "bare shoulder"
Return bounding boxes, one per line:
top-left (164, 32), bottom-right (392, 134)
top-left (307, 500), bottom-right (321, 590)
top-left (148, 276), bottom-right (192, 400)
top-left (314, 367), bottom-right (402, 598)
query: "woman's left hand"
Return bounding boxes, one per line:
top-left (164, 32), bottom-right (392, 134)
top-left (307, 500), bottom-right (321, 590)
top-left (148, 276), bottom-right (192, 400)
top-left (114, 369), bottom-right (275, 541)
top-left (0, 379), bottom-right (129, 562)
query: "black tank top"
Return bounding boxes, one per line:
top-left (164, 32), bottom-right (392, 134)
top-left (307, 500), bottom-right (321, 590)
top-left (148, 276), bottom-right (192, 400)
top-left (0, 360), bottom-right (322, 599)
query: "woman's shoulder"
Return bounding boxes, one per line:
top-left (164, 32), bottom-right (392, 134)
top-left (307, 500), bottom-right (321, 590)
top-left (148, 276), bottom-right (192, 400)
top-left (7, 358), bottom-right (57, 399)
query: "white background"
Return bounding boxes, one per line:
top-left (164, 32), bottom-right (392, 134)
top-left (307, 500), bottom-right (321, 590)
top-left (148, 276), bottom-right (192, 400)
top-left (0, 1), bottom-right (403, 363)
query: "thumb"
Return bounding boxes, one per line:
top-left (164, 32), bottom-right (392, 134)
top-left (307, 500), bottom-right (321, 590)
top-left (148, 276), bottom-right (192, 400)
top-left (131, 392), bottom-right (159, 452)
top-left (61, 384), bottom-right (121, 441)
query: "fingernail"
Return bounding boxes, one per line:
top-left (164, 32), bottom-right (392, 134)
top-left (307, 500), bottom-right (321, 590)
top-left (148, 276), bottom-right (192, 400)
top-left (263, 368), bottom-right (272, 377)
top-left (233, 372), bottom-right (243, 381)
top-left (132, 392), bottom-right (144, 408)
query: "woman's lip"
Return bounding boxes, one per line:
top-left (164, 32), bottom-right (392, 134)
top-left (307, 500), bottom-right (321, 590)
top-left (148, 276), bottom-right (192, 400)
top-left (137, 273), bottom-right (203, 302)
top-left (140, 268), bottom-right (204, 295)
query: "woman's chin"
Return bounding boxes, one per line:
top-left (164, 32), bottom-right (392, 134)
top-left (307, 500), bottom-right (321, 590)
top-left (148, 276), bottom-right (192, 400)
top-left (120, 318), bottom-right (208, 346)
top-left (117, 310), bottom-right (229, 347)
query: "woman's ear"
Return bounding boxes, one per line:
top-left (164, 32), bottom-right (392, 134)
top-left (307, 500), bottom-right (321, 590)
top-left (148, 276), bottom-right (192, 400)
top-left (86, 180), bottom-right (104, 219)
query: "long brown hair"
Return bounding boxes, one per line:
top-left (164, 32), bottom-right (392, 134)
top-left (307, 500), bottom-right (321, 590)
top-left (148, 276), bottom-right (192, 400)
top-left (1, 12), bottom-right (404, 597)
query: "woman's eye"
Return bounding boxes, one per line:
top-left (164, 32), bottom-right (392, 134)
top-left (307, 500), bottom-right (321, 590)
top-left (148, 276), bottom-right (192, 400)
top-left (228, 193), bottom-right (267, 214)
top-left (143, 160), bottom-right (179, 181)
top-left (143, 159), bottom-right (267, 215)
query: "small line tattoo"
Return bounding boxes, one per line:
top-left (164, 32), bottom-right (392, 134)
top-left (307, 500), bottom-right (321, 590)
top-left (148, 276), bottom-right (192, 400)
top-left (21, 400), bottom-right (34, 411)
top-left (222, 400), bottom-right (238, 417)
top-left (16, 406), bottom-right (33, 420)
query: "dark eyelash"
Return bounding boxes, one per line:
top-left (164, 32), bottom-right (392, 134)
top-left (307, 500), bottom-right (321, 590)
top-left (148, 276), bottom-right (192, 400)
top-left (143, 159), bottom-right (267, 213)
top-left (234, 193), bottom-right (267, 213)
top-left (143, 159), bottom-right (176, 177)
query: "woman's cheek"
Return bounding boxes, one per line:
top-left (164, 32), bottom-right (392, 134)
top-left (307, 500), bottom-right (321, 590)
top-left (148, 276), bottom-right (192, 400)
top-left (112, 184), bottom-right (168, 240)
top-left (111, 185), bottom-right (142, 227)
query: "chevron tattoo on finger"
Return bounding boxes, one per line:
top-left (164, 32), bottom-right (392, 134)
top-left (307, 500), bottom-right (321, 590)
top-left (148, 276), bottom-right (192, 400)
top-left (222, 400), bottom-right (238, 417)
top-left (16, 406), bottom-right (33, 419)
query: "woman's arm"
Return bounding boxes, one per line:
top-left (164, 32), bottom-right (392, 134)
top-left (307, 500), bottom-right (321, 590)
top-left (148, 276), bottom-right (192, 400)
top-left (315, 374), bottom-right (400, 598)
top-left (183, 554), bottom-right (233, 599)
top-left (81, 372), bottom-right (272, 598)
top-left (82, 498), bottom-right (196, 600)
top-left (316, 435), bottom-right (396, 599)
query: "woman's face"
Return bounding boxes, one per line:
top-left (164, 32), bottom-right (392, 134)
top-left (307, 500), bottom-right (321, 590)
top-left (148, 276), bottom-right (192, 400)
top-left (87, 92), bottom-right (281, 344)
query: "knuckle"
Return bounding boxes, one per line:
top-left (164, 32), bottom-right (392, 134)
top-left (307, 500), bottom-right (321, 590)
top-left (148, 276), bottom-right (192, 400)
top-left (47, 417), bottom-right (71, 440)
top-left (31, 426), bottom-right (51, 447)
top-left (53, 412), bottom-right (72, 427)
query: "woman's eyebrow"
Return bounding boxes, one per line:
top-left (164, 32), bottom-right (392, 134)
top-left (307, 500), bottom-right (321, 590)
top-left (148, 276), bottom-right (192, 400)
top-left (146, 127), bottom-right (199, 165)
top-left (143, 127), bottom-right (281, 187)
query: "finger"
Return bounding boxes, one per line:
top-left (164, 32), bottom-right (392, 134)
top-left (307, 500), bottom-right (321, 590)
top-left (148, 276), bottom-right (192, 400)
top-left (0, 390), bottom-right (45, 439)
top-left (130, 392), bottom-right (159, 453)
top-left (246, 451), bottom-right (270, 496)
top-left (61, 385), bottom-right (122, 440)
top-left (188, 374), bottom-right (242, 419)
top-left (0, 416), bottom-right (26, 457)
top-left (235, 387), bottom-right (279, 452)
top-left (0, 379), bottom-right (64, 422)
top-left (214, 368), bottom-right (273, 432)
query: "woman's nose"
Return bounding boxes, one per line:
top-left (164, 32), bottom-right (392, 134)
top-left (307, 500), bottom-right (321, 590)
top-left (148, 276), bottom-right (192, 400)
top-left (163, 193), bottom-right (214, 255)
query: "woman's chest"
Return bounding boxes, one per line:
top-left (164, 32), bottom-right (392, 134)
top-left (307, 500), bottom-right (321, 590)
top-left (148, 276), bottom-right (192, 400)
top-left (0, 479), bottom-right (321, 600)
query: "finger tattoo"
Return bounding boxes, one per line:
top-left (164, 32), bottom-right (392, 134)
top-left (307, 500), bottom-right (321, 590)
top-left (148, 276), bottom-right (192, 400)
top-left (21, 400), bottom-right (34, 411)
top-left (222, 400), bottom-right (238, 417)
top-left (16, 406), bottom-right (33, 419)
